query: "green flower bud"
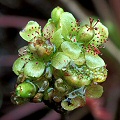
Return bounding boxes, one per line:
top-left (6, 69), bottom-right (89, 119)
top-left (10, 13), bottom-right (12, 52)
top-left (77, 25), bottom-right (94, 43)
top-left (35, 40), bottom-right (54, 59)
top-left (44, 66), bottom-right (53, 79)
top-left (43, 88), bottom-right (54, 100)
top-left (51, 6), bottom-right (64, 23)
top-left (12, 54), bottom-right (32, 75)
top-left (16, 81), bottom-right (37, 98)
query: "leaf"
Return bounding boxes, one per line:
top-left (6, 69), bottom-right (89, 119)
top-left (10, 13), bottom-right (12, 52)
top-left (19, 21), bottom-right (41, 42)
top-left (51, 52), bottom-right (70, 69)
top-left (85, 52), bottom-right (105, 69)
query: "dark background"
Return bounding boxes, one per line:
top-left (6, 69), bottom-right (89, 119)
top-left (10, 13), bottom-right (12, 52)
top-left (0, 0), bottom-right (120, 120)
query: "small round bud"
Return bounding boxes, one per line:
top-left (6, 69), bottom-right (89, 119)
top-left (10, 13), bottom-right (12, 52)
top-left (51, 6), bottom-right (64, 23)
top-left (16, 81), bottom-right (37, 98)
top-left (77, 25), bottom-right (94, 43)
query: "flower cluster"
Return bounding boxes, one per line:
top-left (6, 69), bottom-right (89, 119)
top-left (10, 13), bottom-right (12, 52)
top-left (12, 7), bottom-right (108, 112)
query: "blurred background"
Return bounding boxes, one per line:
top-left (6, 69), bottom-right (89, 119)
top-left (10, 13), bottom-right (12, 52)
top-left (0, 0), bottom-right (120, 120)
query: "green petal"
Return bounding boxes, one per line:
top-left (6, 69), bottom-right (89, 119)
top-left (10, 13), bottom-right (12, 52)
top-left (61, 41), bottom-right (82, 59)
top-left (60, 12), bottom-right (76, 38)
top-left (86, 84), bottom-right (103, 98)
top-left (85, 52), bottom-right (105, 69)
top-left (50, 28), bottom-right (64, 48)
top-left (73, 52), bottom-right (85, 65)
top-left (51, 52), bottom-right (70, 69)
top-left (12, 54), bottom-right (32, 75)
top-left (43, 19), bottom-right (56, 39)
top-left (89, 22), bottom-right (109, 47)
top-left (61, 96), bottom-right (85, 111)
top-left (19, 21), bottom-right (41, 42)
top-left (24, 59), bottom-right (45, 78)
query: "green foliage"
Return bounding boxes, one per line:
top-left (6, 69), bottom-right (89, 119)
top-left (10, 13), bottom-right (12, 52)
top-left (12, 7), bottom-right (109, 112)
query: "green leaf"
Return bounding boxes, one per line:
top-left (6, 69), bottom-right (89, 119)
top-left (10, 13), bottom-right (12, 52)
top-left (24, 59), bottom-right (45, 78)
top-left (51, 52), bottom-right (70, 69)
top-left (19, 21), bottom-right (41, 42)
top-left (85, 52), bottom-right (105, 69)
top-left (86, 84), bottom-right (103, 98)
top-left (61, 41), bottom-right (82, 59)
